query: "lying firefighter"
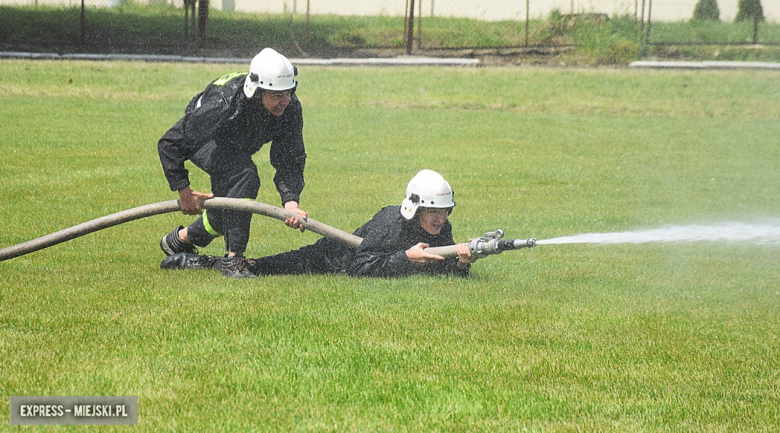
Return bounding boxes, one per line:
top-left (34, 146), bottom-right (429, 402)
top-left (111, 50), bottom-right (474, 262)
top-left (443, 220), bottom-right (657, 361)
top-left (160, 169), bottom-right (479, 278)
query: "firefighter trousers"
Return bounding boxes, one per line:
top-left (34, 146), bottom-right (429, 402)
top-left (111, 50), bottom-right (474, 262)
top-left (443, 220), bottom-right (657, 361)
top-left (185, 140), bottom-right (260, 256)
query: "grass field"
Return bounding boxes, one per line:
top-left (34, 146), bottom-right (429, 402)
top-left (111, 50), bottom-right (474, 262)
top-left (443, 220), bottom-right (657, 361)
top-left (1, 60), bottom-right (780, 431)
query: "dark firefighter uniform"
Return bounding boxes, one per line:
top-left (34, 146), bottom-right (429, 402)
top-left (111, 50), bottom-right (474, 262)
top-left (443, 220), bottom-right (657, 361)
top-left (158, 72), bottom-right (306, 255)
top-left (246, 205), bottom-right (470, 278)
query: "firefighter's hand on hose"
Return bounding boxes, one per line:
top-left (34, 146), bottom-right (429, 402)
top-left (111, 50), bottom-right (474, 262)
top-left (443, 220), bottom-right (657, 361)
top-left (284, 201), bottom-right (308, 233)
top-left (178, 186), bottom-right (214, 215)
top-left (455, 242), bottom-right (477, 267)
top-left (406, 243), bottom-right (445, 265)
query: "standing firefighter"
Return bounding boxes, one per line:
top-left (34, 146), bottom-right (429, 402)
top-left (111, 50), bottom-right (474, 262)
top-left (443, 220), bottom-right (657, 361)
top-left (161, 169), bottom-right (479, 278)
top-left (157, 48), bottom-right (308, 278)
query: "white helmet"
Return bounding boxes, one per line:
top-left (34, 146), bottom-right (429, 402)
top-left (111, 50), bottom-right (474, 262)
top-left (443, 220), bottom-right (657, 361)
top-left (243, 48), bottom-right (298, 98)
top-left (400, 169), bottom-right (456, 220)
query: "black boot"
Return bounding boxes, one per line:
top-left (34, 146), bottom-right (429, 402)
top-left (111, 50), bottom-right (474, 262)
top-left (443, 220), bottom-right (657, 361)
top-left (217, 255), bottom-right (258, 279)
top-left (160, 253), bottom-right (220, 270)
top-left (160, 226), bottom-right (199, 256)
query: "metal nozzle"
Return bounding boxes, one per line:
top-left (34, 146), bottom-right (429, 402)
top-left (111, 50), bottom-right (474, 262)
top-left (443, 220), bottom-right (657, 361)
top-left (505, 238), bottom-right (535, 250)
top-left (468, 230), bottom-right (536, 258)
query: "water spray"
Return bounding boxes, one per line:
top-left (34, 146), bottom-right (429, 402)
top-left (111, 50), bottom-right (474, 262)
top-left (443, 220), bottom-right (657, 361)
top-left (535, 222), bottom-right (780, 246)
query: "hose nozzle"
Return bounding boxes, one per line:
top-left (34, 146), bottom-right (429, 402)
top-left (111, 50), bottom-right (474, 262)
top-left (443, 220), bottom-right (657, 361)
top-left (468, 230), bottom-right (536, 258)
top-left (514, 238), bottom-right (536, 249)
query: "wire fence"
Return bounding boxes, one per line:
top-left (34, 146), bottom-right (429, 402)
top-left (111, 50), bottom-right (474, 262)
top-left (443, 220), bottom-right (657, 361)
top-left (2, 0), bottom-right (779, 53)
top-left (9, 0), bottom-right (775, 22)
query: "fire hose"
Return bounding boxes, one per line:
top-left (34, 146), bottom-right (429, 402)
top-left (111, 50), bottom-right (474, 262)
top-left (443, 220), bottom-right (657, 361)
top-left (0, 198), bottom-right (534, 262)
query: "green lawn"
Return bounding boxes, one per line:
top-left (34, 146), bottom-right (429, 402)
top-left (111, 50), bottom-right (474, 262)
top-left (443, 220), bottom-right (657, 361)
top-left (1, 60), bottom-right (779, 431)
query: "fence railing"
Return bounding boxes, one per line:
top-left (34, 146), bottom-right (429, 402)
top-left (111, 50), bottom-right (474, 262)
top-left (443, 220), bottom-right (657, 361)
top-left (1, 0), bottom-right (778, 54)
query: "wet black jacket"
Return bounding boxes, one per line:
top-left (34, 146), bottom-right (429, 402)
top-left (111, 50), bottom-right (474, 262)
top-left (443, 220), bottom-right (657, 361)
top-left (348, 205), bottom-right (470, 278)
top-left (249, 205), bottom-right (470, 278)
top-left (158, 72), bottom-right (306, 205)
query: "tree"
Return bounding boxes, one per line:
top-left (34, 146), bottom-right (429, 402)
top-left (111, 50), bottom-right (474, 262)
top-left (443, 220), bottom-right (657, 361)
top-left (735, 0), bottom-right (764, 22)
top-left (693, 0), bottom-right (720, 21)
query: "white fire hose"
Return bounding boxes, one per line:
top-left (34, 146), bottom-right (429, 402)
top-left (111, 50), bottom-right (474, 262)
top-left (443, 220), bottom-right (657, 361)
top-left (0, 198), bottom-right (534, 262)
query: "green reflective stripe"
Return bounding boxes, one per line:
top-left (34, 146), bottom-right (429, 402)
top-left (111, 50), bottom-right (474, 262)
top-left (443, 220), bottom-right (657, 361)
top-left (203, 198), bottom-right (254, 236)
top-left (213, 72), bottom-right (246, 86)
top-left (202, 210), bottom-right (220, 236)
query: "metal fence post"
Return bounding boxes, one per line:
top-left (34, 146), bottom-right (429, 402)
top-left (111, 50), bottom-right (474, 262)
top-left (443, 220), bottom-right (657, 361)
top-left (753, 10), bottom-right (759, 44)
top-left (198, 0), bottom-right (209, 48)
top-left (525, 0), bottom-right (529, 47)
top-left (645, 0), bottom-right (652, 44)
top-left (406, 0), bottom-right (415, 54)
top-left (403, 0), bottom-right (409, 49)
top-left (417, 0), bottom-right (422, 50)
top-left (306, 0), bottom-right (310, 44)
top-left (80, 0), bottom-right (85, 44)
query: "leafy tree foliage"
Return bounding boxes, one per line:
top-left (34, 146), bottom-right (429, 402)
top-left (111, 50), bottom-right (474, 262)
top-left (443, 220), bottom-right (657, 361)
top-left (693, 0), bottom-right (720, 21)
top-left (736, 0), bottom-right (764, 22)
